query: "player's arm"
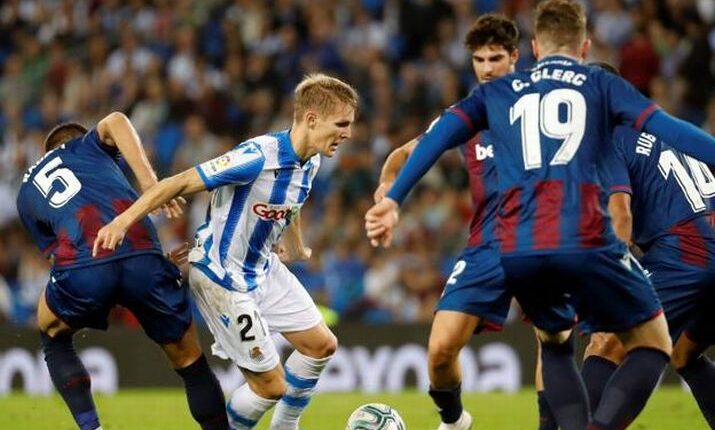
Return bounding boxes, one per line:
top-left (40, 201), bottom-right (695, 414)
top-left (642, 111), bottom-right (715, 164)
top-left (607, 192), bottom-right (633, 245)
top-left (374, 139), bottom-right (418, 203)
top-left (96, 112), bottom-right (184, 219)
top-left (97, 112), bottom-right (159, 192)
top-left (94, 143), bottom-right (265, 255)
top-left (93, 168), bottom-right (206, 255)
top-left (365, 95), bottom-right (485, 247)
top-left (274, 213), bottom-right (312, 262)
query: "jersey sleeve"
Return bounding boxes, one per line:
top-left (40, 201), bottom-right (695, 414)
top-left (72, 128), bottom-right (121, 158)
top-left (603, 73), bottom-right (659, 130)
top-left (195, 141), bottom-right (265, 191)
top-left (386, 90), bottom-right (486, 204)
top-left (603, 129), bottom-right (633, 195)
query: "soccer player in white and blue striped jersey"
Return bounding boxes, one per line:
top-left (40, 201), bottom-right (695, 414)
top-left (94, 74), bottom-right (359, 430)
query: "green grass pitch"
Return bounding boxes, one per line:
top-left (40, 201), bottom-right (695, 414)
top-left (3, 388), bottom-right (708, 429)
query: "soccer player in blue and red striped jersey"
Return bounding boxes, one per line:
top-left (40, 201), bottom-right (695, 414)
top-left (366, 0), bottom-right (715, 428)
top-left (16, 113), bottom-right (228, 430)
top-left (580, 125), bottom-right (715, 427)
top-left (374, 14), bottom-right (518, 430)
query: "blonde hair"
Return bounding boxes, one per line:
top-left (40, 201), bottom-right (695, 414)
top-left (535, 0), bottom-right (587, 51)
top-left (293, 73), bottom-right (359, 121)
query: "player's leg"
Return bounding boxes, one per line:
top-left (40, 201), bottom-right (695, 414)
top-left (581, 333), bottom-right (624, 411)
top-left (274, 322), bottom-right (338, 429)
top-left (39, 264), bottom-right (119, 430)
top-left (427, 310), bottom-right (479, 430)
top-left (428, 246), bottom-right (509, 429)
top-left (188, 266), bottom-right (284, 429)
top-left (568, 245), bottom-right (671, 430)
top-left (672, 332), bottom-right (715, 427)
top-left (533, 331), bottom-right (558, 430)
top-left (122, 255), bottom-right (228, 430)
top-left (504, 254), bottom-right (589, 430)
top-left (259, 255), bottom-right (336, 430)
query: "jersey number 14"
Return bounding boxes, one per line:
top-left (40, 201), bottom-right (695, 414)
top-left (510, 89), bottom-right (586, 170)
top-left (659, 149), bottom-right (715, 212)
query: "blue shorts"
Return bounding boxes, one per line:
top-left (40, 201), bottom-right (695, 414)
top-left (435, 246), bottom-right (509, 331)
top-left (46, 253), bottom-right (191, 344)
top-left (503, 243), bottom-right (662, 334)
top-left (641, 238), bottom-right (715, 343)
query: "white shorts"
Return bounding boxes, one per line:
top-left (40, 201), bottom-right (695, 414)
top-left (188, 255), bottom-right (323, 372)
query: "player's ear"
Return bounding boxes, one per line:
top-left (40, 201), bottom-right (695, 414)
top-left (510, 49), bottom-right (519, 67)
top-left (305, 111), bottom-right (318, 129)
top-left (580, 38), bottom-right (592, 61)
top-left (531, 38), bottom-right (539, 59)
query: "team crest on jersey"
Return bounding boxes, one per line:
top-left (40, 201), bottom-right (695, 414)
top-left (250, 346), bottom-right (265, 362)
top-left (252, 203), bottom-right (300, 222)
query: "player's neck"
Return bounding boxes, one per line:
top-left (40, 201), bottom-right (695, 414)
top-left (289, 126), bottom-right (316, 163)
top-left (538, 50), bottom-right (582, 62)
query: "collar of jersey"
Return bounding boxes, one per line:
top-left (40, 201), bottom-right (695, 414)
top-left (534, 55), bottom-right (580, 69)
top-left (271, 129), bottom-right (302, 168)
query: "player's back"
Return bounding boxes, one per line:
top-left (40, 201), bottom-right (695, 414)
top-left (17, 129), bottom-right (161, 268)
top-left (463, 55), bottom-right (655, 254)
top-left (609, 125), bottom-right (715, 250)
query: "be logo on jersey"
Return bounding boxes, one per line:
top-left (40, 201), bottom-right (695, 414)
top-left (252, 203), bottom-right (300, 222)
top-left (475, 144), bottom-right (494, 161)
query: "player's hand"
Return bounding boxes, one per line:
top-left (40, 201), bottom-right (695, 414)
top-left (273, 242), bottom-right (312, 262)
top-left (364, 198), bottom-right (399, 248)
top-left (93, 220), bottom-right (128, 256)
top-left (162, 197), bottom-right (186, 219)
top-left (166, 242), bottom-right (190, 266)
top-left (373, 181), bottom-right (393, 203)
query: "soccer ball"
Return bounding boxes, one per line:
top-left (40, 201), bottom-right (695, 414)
top-left (345, 403), bottom-right (406, 430)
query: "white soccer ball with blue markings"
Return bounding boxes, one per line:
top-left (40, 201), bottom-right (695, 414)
top-left (346, 403), bottom-right (406, 430)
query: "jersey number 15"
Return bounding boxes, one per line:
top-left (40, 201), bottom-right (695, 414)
top-left (32, 156), bottom-right (82, 208)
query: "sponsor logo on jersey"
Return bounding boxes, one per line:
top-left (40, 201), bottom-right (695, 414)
top-left (475, 144), bottom-right (494, 161)
top-left (252, 203), bottom-right (300, 222)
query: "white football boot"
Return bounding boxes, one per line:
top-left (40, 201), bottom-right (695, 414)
top-left (437, 411), bottom-right (473, 430)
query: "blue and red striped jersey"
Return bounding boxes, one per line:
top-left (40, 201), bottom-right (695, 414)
top-left (16, 129), bottom-right (162, 269)
top-left (605, 126), bottom-right (715, 254)
top-left (460, 132), bottom-right (499, 248)
top-left (451, 55), bottom-right (659, 254)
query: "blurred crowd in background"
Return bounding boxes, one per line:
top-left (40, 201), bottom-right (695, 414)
top-left (0, 0), bottom-right (713, 326)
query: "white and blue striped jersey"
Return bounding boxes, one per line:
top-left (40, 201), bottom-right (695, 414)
top-left (189, 130), bottom-right (320, 292)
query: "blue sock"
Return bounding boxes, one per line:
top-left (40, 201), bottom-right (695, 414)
top-left (40, 331), bottom-right (100, 430)
top-left (429, 384), bottom-right (463, 424)
top-left (591, 348), bottom-right (668, 429)
top-left (540, 336), bottom-right (590, 430)
top-left (677, 356), bottom-right (715, 428)
top-left (537, 390), bottom-right (558, 430)
top-left (175, 354), bottom-right (229, 430)
top-left (581, 355), bottom-right (618, 411)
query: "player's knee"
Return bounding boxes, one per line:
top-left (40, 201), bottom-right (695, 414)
top-left (303, 331), bottom-right (338, 359)
top-left (254, 377), bottom-right (287, 401)
top-left (585, 333), bottom-right (625, 363)
top-left (428, 338), bottom-right (460, 370)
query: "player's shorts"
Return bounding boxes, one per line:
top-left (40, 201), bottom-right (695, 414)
top-left (435, 245), bottom-right (509, 331)
top-left (46, 253), bottom-right (191, 344)
top-left (502, 242), bottom-right (662, 334)
top-left (641, 235), bottom-right (715, 343)
top-left (189, 253), bottom-right (323, 373)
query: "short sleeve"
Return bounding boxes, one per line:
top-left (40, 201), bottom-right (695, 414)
top-left (195, 141), bottom-right (265, 191)
top-left (604, 73), bottom-right (659, 131)
top-left (70, 128), bottom-right (120, 158)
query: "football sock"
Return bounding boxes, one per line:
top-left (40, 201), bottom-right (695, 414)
top-left (581, 355), bottom-right (618, 411)
top-left (429, 384), bottom-right (463, 424)
top-left (677, 355), bottom-right (715, 427)
top-left (227, 383), bottom-right (278, 429)
top-left (591, 348), bottom-right (668, 429)
top-left (175, 354), bottom-right (229, 430)
top-left (537, 390), bottom-right (558, 430)
top-left (40, 331), bottom-right (100, 430)
top-left (270, 351), bottom-right (332, 430)
top-left (540, 336), bottom-right (590, 430)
